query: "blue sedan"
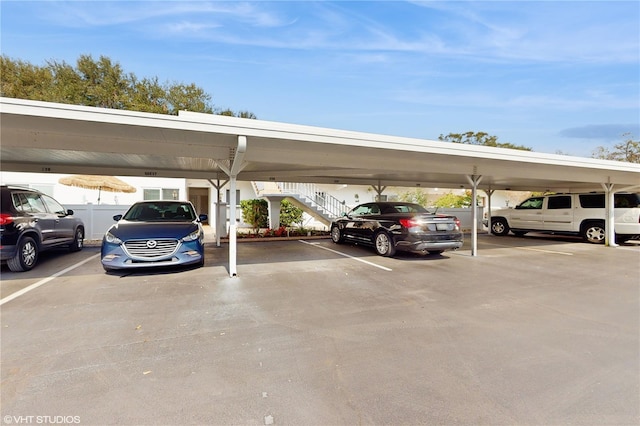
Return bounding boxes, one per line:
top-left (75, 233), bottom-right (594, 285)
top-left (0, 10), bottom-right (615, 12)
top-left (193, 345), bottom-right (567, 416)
top-left (101, 201), bottom-right (207, 272)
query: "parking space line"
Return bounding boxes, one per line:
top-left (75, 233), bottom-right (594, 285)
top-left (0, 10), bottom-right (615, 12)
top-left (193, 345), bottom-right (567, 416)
top-left (0, 253), bottom-right (100, 306)
top-left (480, 241), bottom-right (573, 256)
top-left (298, 240), bottom-right (393, 271)
top-left (517, 247), bottom-right (573, 255)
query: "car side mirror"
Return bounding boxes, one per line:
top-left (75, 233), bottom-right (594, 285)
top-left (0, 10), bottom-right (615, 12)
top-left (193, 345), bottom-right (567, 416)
top-left (66, 209), bottom-right (74, 215)
top-left (199, 214), bottom-right (208, 222)
top-left (113, 214), bottom-right (123, 221)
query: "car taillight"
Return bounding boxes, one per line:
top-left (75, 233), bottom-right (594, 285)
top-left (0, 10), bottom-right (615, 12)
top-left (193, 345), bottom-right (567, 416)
top-left (0, 214), bottom-right (14, 225)
top-left (454, 218), bottom-right (461, 229)
top-left (399, 218), bottom-right (420, 228)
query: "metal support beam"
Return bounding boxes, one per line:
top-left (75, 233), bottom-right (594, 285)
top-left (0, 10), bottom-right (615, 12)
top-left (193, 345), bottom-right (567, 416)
top-left (207, 177), bottom-right (229, 247)
top-left (370, 180), bottom-right (387, 201)
top-left (485, 187), bottom-right (495, 236)
top-left (601, 182), bottom-right (618, 247)
top-left (466, 174), bottom-right (483, 256)
top-left (220, 136), bottom-right (248, 277)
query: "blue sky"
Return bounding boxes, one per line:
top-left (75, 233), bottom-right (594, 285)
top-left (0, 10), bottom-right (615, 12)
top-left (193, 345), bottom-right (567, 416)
top-left (1, 1), bottom-right (639, 157)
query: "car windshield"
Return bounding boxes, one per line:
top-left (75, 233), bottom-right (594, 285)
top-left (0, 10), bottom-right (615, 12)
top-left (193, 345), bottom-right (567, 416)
top-left (123, 202), bottom-right (196, 221)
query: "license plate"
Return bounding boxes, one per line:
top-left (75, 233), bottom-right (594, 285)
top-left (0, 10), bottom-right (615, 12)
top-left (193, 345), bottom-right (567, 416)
top-left (436, 223), bottom-right (451, 231)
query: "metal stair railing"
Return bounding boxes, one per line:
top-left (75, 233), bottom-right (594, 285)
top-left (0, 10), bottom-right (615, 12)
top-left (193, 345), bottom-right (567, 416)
top-left (279, 182), bottom-right (350, 219)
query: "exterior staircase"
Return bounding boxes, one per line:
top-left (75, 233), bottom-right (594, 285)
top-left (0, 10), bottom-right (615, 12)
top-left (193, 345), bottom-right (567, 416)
top-left (255, 182), bottom-right (350, 227)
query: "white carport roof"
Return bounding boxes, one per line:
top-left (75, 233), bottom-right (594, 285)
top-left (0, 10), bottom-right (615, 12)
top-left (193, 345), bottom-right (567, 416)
top-left (2, 97), bottom-right (639, 276)
top-left (1, 97), bottom-right (639, 193)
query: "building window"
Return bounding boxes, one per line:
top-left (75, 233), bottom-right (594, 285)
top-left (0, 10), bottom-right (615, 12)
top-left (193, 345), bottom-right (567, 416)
top-left (143, 189), bottom-right (160, 200)
top-left (143, 188), bottom-right (180, 200)
top-left (163, 188), bottom-right (180, 200)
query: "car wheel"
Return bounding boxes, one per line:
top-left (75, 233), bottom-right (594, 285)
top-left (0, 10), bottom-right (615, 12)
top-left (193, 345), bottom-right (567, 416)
top-left (374, 231), bottom-right (396, 257)
top-left (8, 236), bottom-right (38, 272)
top-left (582, 221), bottom-right (605, 244)
top-left (330, 225), bottom-right (344, 244)
top-left (491, 218), bottom-right (510, 236)
top-left (69, 227), bottom-right (84, 252)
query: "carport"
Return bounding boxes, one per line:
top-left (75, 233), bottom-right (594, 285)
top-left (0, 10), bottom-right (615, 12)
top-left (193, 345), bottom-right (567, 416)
top-left (1, 97), bottom-right (639, 276)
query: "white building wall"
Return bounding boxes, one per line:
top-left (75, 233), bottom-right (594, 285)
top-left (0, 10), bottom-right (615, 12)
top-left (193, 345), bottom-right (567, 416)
top-left (0, 172), bottom-right (188, 205)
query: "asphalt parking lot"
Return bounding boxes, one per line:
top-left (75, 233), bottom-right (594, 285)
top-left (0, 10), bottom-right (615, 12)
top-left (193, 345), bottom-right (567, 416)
top-left (1, 234), bottom-right (639, 426)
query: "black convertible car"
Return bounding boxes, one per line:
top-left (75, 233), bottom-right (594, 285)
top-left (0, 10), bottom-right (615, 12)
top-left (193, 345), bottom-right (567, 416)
top-left (330, 202), bottom-right (463, 257)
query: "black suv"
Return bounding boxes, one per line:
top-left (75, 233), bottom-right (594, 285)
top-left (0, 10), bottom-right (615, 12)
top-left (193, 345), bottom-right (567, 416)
top-left (0, 185), bottom-right (85, 272)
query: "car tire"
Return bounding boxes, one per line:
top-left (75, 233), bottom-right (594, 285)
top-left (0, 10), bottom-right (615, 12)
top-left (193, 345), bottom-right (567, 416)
top-left (8, 236), bottom-right (38, 272)
top-left (69, 227), bottom-right (84, 252)
top-left (330, 225), bottom-right (344, 244)
top-left (512, 230), bottom-right (528, 237)
top-left (374, 231), bottom-right (396, 257)
top-left (491, 218), bottom-right (510, 236)
top-left (582, 221), bottom-right (605, 244)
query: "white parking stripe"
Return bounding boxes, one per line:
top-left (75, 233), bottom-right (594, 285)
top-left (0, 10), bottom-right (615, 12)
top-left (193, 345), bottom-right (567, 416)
top-left (480, 241), bottom-right (573, 256)
top-left (517, 247), bottom-right (573, 256)
top-left (0, 253), bottom-right (100, 306)
top-left (298, 240), bottom-right (393, 271)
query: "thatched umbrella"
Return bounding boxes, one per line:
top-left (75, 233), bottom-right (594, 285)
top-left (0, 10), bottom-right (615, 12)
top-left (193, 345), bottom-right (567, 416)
top-left (58, 175), bottom-right (136, 204)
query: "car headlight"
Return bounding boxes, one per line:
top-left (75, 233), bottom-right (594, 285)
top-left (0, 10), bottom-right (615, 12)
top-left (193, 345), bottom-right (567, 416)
top-left (182, 230), bottom-right (201, 242)
top-left (104, 231), bottom-right (122, 244)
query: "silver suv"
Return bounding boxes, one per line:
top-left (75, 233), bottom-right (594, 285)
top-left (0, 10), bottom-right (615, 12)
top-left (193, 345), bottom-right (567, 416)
top-left (488, 192), bottom-right (640, 244)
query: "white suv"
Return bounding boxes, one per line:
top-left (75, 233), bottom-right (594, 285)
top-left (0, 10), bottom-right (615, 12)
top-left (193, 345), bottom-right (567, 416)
top-left (488, 192), bottom-right (640, 244)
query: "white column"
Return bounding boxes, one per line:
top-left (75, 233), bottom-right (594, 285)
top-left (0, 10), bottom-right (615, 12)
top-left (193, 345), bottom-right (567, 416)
top-left (602, 183), bottom-right (618, 247)
top-left (466, 174), bottom-right (483, 256)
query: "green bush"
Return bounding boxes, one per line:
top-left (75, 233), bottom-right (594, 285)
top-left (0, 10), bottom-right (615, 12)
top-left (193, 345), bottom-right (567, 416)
top-left (240, 198), bottom-right (304, 231)
top-left (240, 199), bottom-right (268, 232)
top-left (280, 199), bottom-right (303, 227)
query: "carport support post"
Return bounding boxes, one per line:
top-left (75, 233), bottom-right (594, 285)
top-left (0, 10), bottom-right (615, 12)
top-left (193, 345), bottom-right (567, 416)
top-left (264, 196), bottom-right (285, 229)
top-left (229, 177), bottom-right (238, 275)
top-left (466, 174), bottom-right (483, 256)
top-left (208, 178), bottom-right (229, 247)
top-left (485, 188), bottom-right (495, 235)
top-left (601, 183), bottom-right (618, 247)
top-left (221, 135), bottom-right (248, 277)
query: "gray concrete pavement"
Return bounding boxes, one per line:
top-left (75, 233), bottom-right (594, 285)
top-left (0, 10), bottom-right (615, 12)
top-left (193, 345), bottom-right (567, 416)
top-left (1, 234), bottom-right (639, 425)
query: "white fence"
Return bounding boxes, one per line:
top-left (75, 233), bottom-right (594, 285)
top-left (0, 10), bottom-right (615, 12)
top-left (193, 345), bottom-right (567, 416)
top-left (68, 204), bottom-right (131, 240)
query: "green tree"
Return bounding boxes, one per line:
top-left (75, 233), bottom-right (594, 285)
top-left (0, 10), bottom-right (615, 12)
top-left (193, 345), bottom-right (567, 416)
top-left (398, 188), bottom-right (430, 207)
top-left (438, 131), bottom-right (532, 151)
top-left (0, 54), bottom-right (255, 118)
top-left (433, 191), bottom-right (473, 208)
top-left (0, 57), bottom-right (53, 100)
top-left (240, 199), bottom-right (268, 233)
top-left (279, 200), bottom-right (303, 228)
top-left (592, 133), bottom-right (639, 163)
